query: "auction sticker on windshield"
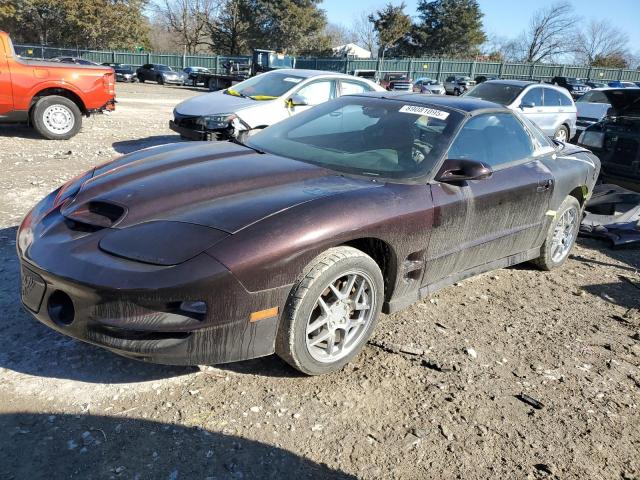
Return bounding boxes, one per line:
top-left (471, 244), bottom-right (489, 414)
top-left (399, 105), bottom-right (450, 120)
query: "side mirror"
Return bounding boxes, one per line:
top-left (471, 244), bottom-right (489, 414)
top-left (436, 158), bottom-right (493, 183)
top-left (288, 94), bottom-right (308, 107)
top-left (520, 101), bottom-right (535, 109)
top-left (605, 106), bottom-right (617, 119)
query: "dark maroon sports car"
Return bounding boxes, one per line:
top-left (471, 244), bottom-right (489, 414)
top-left (18, 93), bottom-right (600, 375)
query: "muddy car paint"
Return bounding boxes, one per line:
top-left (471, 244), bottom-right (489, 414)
top-left (17, 94), bottom-right (600, 366)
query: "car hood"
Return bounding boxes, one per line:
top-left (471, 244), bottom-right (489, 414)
top-left (174, 91), bottom-right (275, 117)
top-left (62, 142), bottom-right (379, 234)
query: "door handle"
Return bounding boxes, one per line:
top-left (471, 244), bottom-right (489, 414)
top-left (536, 179), bottom-right (553, 192)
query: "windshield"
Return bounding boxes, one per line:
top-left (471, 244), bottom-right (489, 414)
top-left (418, 78), bottom-right (438, 85)
top-left (227, 72), bottom-right (304, 99)
top-left (458, 77), bottom-right (471, 81)
top-left (567, 77), bottom-right (583, 85)
top-left (464, 82), bottom-right (524, 105)
top-left (158, 65), bottom-right (173, 71)
top-left (246, 96), bottom-right (463, 180)
top-left (608, 89), bottom-right (640, 116)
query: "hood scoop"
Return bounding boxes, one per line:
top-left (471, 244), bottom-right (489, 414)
top-left (62, 200), bottom-right (126, 231)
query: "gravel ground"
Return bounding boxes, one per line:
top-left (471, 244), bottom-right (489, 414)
top-left (1, 83), bottom-right (639, 480)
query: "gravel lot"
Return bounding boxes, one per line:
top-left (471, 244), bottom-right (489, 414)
top-left (1, 83), bottom-right (639, 480)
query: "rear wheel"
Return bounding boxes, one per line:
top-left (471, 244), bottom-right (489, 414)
top-left (31, 95), bottom-right (82, 140)
top-left (533, 196), bottom-right (581, 270)
top-left (553, 125), bottom-right (569, 142)
top-left (276, 247), bottom-right (384, 375)
top-left (454, 88), bottom-right (461, 96)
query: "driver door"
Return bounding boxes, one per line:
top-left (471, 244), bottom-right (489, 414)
top-left (422, 112), bottom-right (554, 286)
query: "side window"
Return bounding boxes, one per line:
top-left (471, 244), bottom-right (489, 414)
top-left (446, 76), bottom-right (454, 82)
top-left (340, 81), bottom-right (371, 96)
top-left (543, 88), bottom-right (563, 107)
top-left (585, 91), bottom-right (609, 104)
top-left (559, 91), bottom-right (573, 106)
top-left (521, 87), bottom-right (543, 107)
top-left (447, 113), bottom-right (534, 168)
top-left (296, 80), bottom-right (335, 106)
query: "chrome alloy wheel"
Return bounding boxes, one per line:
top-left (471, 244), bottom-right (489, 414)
top-left (305, 271), bottom-right (376, 363)
top-left (551, 207), bottom-right (578, 263)
top-left (42, 104), bottom-right (75, 135)
top-left (554, 127), bottom-right (568, 142)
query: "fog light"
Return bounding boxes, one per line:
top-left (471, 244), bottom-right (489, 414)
top-left (180, 301), bottom-right (207, 315)
top-left (48, 290), bottom-right (75, 326)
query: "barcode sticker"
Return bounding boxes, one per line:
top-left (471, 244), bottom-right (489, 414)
top-left (399, 105), bottom-right (449, 120)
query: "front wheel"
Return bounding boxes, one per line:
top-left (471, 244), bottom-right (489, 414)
top-left (553, 125), bottom-right (569, 142)
top-left (276, 247), bottom-right (384, 375)
top-left (157, 76), bottom-right (164, 85)
top-left (533, 196), bottom-right (581, 270)
top-left (31, 95), bottom-right (82, 140)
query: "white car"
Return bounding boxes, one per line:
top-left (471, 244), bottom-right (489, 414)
top-left (170, 69), bottom-right (384, 141)
top-left (465, 80), bottom-right (577, 141)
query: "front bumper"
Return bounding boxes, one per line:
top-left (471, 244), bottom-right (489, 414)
top-left (169, 120), bottom-right (230, 141)
top-left (17, 199), bottom-right (287, 365)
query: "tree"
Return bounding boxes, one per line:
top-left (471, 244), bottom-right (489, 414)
top-left (407, 0), bottom-right (486, 57)
top-left (515, 1), bottom-right (577, 63)
top-left (350, 11), bottom-right (377, 57)
top-left (369, 2), bottom-right (411, 61)
top-left (245, 0), bottom-right (330, 55)
top-left (207, 0), bottom-right (252, 54)
top-left (156, 0), bottom-right (216, 53)
top-left (591, 53), bottom-right (628, 69)
top-left (573, 19), bottom-right (629, 66)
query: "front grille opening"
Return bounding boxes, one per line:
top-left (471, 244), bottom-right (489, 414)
top-left (88, 201), bottom-right (125, 222)
top-left (48, 290), bottom-right (75, 326)
top-left (64, 218), bottom-right (103, 232)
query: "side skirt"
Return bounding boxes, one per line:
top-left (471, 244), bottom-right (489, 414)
top-left (383, 247), bottom-right (541, 314)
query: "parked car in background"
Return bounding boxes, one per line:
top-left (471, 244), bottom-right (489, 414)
top-left (51, 56), bottom-right (100, 66)
top-left (350, 70), bottom-right (377, 81)
top-left (183, 66), bottom-right (211, 86)
top-left (578, 88), bottom-right (640, 189)
top-left (379, 72), bottom-right (413, 91)
top-left (635, 82), bottom-right (640, 88)
top-left (18, 93), bottom-right (600, 374)
top-left (0, 30), bottom-right (115, 140)
top-left (474, 75), bottom-right (499, 84)
top-left (412, 77), bottom-right (445, 94)
top-left (102, 63), bottom-right (138, 83)
top-left (551, 77), bottom-right (590, 98)
top-left (586, 80), bottom-right (608, 89)
top-left (607, 81), bottom-right (637, 88)
top-left (574, 88), bottom-right (615, 137)
top-left (137, 64), bottom-right (187, 85)
top-left (170, 69), bottom-right (384, 141)
top-left (444, 76), bottom-right (476, 95)
top-left (464, 80), bottom-right (576, 141)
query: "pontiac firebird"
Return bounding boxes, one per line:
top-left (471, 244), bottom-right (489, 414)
top-left (17, 93), bottom-right (600, 375)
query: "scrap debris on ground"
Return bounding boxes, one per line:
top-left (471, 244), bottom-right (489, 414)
top-left (0, 83), bottom-right (639, 480)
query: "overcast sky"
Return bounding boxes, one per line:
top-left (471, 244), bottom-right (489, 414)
top-left (321, 0), bottom-right (640, 50)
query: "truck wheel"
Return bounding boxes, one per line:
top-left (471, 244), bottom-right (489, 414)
top-left (208, 78), bottom-right (217, 91)
top-left (138, 77), bottom-right (144, 83)
top-left (31, 96), bottom-right (82, 140)
top-left (276, 246), bottom-right (384, 375)
top-left (157, 76), bottom-right (164, 85)
top-left (532, 196), bottom-right (581, 271)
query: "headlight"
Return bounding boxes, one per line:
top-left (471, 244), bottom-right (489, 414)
top-left (200, 113), bottom-right (236, 129)
top-left (578, 130), bottom-right (604, 149)
top-left (99, 221), bottom-right (229, 265)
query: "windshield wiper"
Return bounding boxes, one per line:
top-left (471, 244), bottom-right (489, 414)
top-left (230, 137), bottom-right (264, 154)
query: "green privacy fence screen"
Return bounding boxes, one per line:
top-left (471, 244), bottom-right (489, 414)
top-left (13, 43), bottom-right (640, 82)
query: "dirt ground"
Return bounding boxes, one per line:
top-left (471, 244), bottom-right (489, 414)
top-left (1, 83), bottom-right (639, 480)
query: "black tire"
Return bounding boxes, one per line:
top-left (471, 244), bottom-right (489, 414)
top-left (276, 246), bottom-right (384, 375)
top-left (533, 196), bottom-right (581, 271)
top-left (138, 76), bottom-right (144, 83)
top-left (157, 75), bottom-right (164, 85)
top-left (553, 125), bottom-right (569, 142)
top-left (31, 95), bottom-right (82, 140)
top-left (454, 88), bottom-right (461, 96)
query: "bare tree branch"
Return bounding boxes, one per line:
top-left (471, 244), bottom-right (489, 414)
top-left (573, 19), bottom-right (629, 65)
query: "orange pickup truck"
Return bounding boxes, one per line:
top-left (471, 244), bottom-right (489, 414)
top-left (0, 31), bottom-right (115, 140)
